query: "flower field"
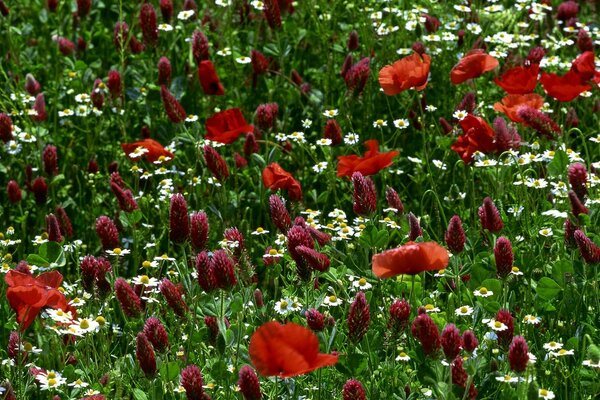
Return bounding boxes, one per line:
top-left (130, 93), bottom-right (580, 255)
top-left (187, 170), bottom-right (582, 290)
top-left (0, 0), bottom-right (599, 398)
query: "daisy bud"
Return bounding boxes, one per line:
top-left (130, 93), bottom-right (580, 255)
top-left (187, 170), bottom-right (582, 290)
top-left (408, 212), bottom-right (423, 241)
top-left (32, 93), bottom-right (47, 122)
top-left (107, 70), bottom-right (122, 99)
top-left (263, 0), bottom-right (281, 29)
top-left (25, 73), bottom-right (41, 95)
top-left (203, 145), bottom-right (229, 181)
top-left (568, 190), bottom-right (589, 218)
top-left (493, 117), bottom-right (520, 152)
top-left (7, 180), bottom-right (22, 204)
top-left (574, 230), bottom-right (600, 264)
top-left (95, 216), bottom-right (120, 250)
top-left (0, 113), bottom-right (13, 143)
top-left (157, 57), bottom-right (172, 85)
top-left (352, 172), bottom-right (377, 216)
top-left (212, 250), bottom-right (237, 289)
top-left (411, 313), bottom-right (441, 356)
top-left (115, 278), bottom-right (143, 318)
top-left (31, 177), bottom-right (48, 205)
top-left (342, 379), bottom-right (366, 400)
top-left (517, 106), bottom-right (561, 139)
top-left (169, 193), bottom-right (190, 244)
top-left (287, 224), bottom-right (314, 281)
top-left (195, 251), bottom-right (216, 292)
top-left (478, 197), bottom-right (503, 233)
top-left (495, 309), bottom-right (514, 347)
top-left (557, 0), bottom-right (578, 21)
top-left (181, 365), bottom-right (205, 400)
top-left (305, 308), bottom-right (325, 332)
top-left (388, 298), bottom-right (410, 333)
top-left (324, 119), bottom-right (343, 146)
top-left (237, 365), bottom-right (261, 400)
top-left (295, 245), bottom-right (330, 272)
top-left (55, 207), bottom-right (73, 238)
top-left (494, 237), bottom-right (513, 278)
top-left (568, 163), bottom-right (588, 201)
top-left (255, 103), bottom-right (278, 130)
top-left (143, 317), bottom-right (169, 352)
top-left (441, 324), bottom-right (462, 360)
top-left (347, 292), bottom-right (370, 343)
top-left (139, 3), bottom-right (158, 47)
top-left (253, 289), bottom-right (264, 307)
top-left (508, 336), bottom-right (529, 372)
top-left (46, 214), bottom-right (63, 243)
top-left (269, 195), bottom-right (292, 233)
top-left (445, 215), bottom-right (465, 254)
top-left (191, 30), bottom-right (209, 63)
top-left (347, 30), bottom-right (359, 51)
top-left (160, 85), bottom-right (186, 123)
top-left (190, 211), bottom-right (209, 252)
top-left (159, 278), bottom-right (188, 317)
top-left (462, 330), bottom-right (479, 353)
top-left (136, 333), bottom-right (157, 377)
top-left (384, 186), bottom-right (404, 214)
top-left (577, 29), bottom-right (593, 52)
top-left (159, 0), bottom-right (173, 21)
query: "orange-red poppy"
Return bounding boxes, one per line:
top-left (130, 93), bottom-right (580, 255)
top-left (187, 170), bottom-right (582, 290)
top-left (450, 114), bottom-right (496, 164)
top-left (378, 52), bottom-right (431, 95)
top-left (494, 64), bottom-right (539, 94)
top-left (198, 60), bottom-right (225, 96)
top-left (450, 49), bottom-right (499, 84)
top-left (493, 93), bottom-right (545, 123)
top-left (249, 321), bottom-right (338, 378)
top-left (5, 270), bottom-right (69, 331)
top-left (372, 241), bottom-right (449, 278)
top-left (262, 163), bottom-right (302, 201)
top-left (540, 51), bottom-right (599, 102)
top-left (337, 139), bottom-right (399, 177)
top-left (121, 138), bottom-right (174, 163)
top-left (205, 108), bottom-right (254, 144)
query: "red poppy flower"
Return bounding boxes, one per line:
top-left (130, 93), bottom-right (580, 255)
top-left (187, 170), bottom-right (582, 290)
top-left (262, 163), bottom-right (302, 201)
top-left (493, 93), bottom-right (545, 123)
top-left (450, 49), bottom-right (499, 84)
top-left (494, 64), bottom-right (539, 94)
top-left (378, 52), bottom-right (431, 95)
top-left (450, 114), bottom-right (496, 163)
top-left (198, 60), bottom-right (225, 96)
top-left (5, 270), bottom-right (69, 331)
top-left (205, 108), bottom-right (254, 144)
top-left (249, 321), bottom-right (338, 378)
top-left (540, 71), bottom-right (592, 102)
top-left (337, 139), bottom-right (399, 177)
top-left (372, 241), bottom-right (449, 278)
top-left (121, 138), bottom-right (174, 163)
top-left (570, 51), bottom-right (600, 83)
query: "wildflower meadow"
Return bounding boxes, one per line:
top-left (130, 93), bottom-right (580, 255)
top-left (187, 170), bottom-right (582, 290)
top-left (1, 0), bottom-right (600, 399)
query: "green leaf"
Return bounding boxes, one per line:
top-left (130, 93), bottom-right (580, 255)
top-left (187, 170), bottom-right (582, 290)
top-left (27, 254), bottom-right (49, 268)
top-left (159, 361), bottom-right (180, 382)
top-left (39, 242), bottom-right (65, 267)
top-left (536, 277), bottom-right (562, 301)
top-left (480, 278), bottom-right (502, 297)
top-left (547, 150), bottom-right (568, 177)
top-left (251, 153), bottom-right (266, 168)
top-left (133, 388), bottom-right (149, 400)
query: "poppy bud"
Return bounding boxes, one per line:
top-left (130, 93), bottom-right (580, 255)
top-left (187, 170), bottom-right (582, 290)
top-left (347, 30), bottom-right (359, 51)
top-left (32, 177), bottom-right (48, 205)
top-left (169, 193), bottom-right (190, 244)
top-left (191, 30), bottom-right (209, 63)
top-left (508, 336), bottom-right (529, 372)
top-left (295, 246), bottom-right (330, 272)
top-left (305, 308), bottom-right (325, 332)
top-left (181, 365), bottom-right (205, 400)
top-left (190, 211), bottom-right (209, 252)
top-left (568, 163), bottom-right (587, 201)
top-left (157, 57), bottom-right (172, 85)
top-left (495, 309), bottom-right (514, 347)
top-left (76, 0), bottom-right (91, 17)
top-left (136, 333), bottom-right (157, 377)
top-left (408, 212), bottom-right (423, 241)
top-left (324, 119), bottom-right (343, 146)
top-left (46, 214), bottom-right (63, 243)
top-left (32, 93), bottom-right (47, 122)
top-left (255, 103), bottom-right (278, 130)
top-left (462, 330), bottom-right (479, 353)
top-left (388, 298), bottom-right (410, 332)
top-left (516, 106), bottom-right (561, 139)
top-left (269, 195), bottom-right (292, 233)
top-left (347, 292), bottom-right (370, 343)
top-left (574, 230), bottom-right (600, 264)
top-left (441, 324), bottom-right (462, 360)
top-left (143, 317), bottom-right (169, 352)
top-left (160, 278), bottom-right (188, 317)
top-left (160, 85), bottom-right (186, 123)
top-left (0, 113), bottom-right (13, 143)
top-left (568, 190), bottom-right (588, 218)
top-left (203, 145), bottom-right (229, 180)
top-left (263, 0), bottom-right (281, 29)
top-left (445, 215), bottom-right (465, 254)
top-left (494, 237), bottom-right (513, 278)
top-left (160, 0), bottom-right (173, 21)
top-left (411, 313), bottom-right (441, 356)
top-left (478, 197), bottom-right (503, 233)
top-left (342, 379), bottom-right (366, 400)
top-left (352, 172), bottom-right (377, 216)
top-left (7, 180), bottom-right (22, 204)
top-left (196, 251), bottom-right (216, 292)
top-left (115, 278), bottom-right (143, 318)
top-left (139, 3), bottom-right (158, 47)
top-left (56, 36), bottom-right (75, 55)
top-left (212, 250), bottom-right (237, 289)
top-left (107, 70), bottom-right (122, 99)
top-left (237, 365), bottom-right (261, 400)
top-left (25, 73), bottom-right (41, 95)
top-left (95, 216), bottom-right (120, 250)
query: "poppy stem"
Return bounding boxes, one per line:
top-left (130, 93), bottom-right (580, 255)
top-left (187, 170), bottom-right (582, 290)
top-left (409, 275), bottom-right (416, 305)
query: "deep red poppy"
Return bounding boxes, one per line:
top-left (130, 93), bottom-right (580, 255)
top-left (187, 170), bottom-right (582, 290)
top-left (5, 270), bottom-right (69, 331)
top-left (540, 51), bottom-right (599, 102)
top-left (262, 163), bottom-right (302, 201)
top-left (337, 139), bottom-right (399, 177)
top-left (205, 108), bottom-right (254, 144)
top-left (450, 49), bottom-right (499, 84)
top-left (494, 64), bottom-right (539, 94)
top-left (378, 52), bottom-right (431, 95)
top-left (450, 114), bottom-right (496, 164)
top-left (198, 60), bottom-right (225, 96)
top-left (372, 241), bottom-right (449, 278)
top-left (570, 51), bottom-right (600, 83)
top-left (121, 138), bottom-right (174, 163)
top-left (493, 93), bottom-right (545, 123)
top-left (249, 321), bottom-right (338, 378)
